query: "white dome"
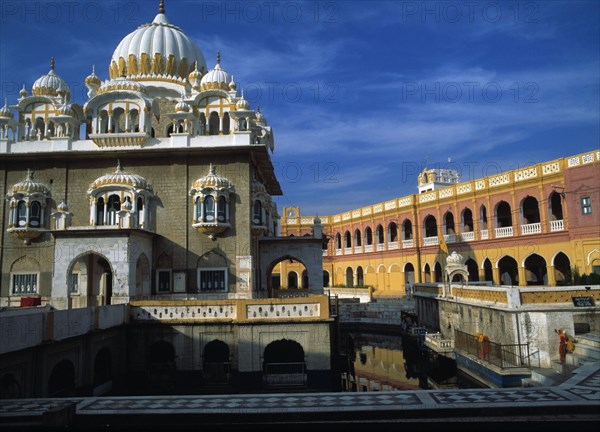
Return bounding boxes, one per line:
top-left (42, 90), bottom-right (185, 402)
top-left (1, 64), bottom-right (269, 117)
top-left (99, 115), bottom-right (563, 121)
top-left (109, 4), bottom-right (206, 82)
top-left (32, 58), bottom-right (71, 99)
top-left (192, 164), bottom-right (233, 191)
top-left (201, 52), bottom-right (232, 91)
top-left (89, 162), bottom-right (153, 193)
top-left (0, 99), bottom-right (13, 119)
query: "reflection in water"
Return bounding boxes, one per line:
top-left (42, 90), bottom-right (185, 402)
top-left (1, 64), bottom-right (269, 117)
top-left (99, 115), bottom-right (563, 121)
top-left (341, 331), bottom-right (459, 391)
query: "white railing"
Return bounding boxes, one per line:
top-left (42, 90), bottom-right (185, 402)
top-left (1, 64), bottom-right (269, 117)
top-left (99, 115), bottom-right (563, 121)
top-left (495, 226), bottom-right (513, 238)
top-left (550, 219), bottom-right (564, 232)
top-left (480, 229), bottom-right (489, 240)
top-left (402, 239), bottom-right (414, 248)
top-left (364, 244), bottom-right (373, 253)
top-left (521, 222), bottom-right (541, 235)
top-left (376, 243), bottom-right (385, 251)
top-left (461, 231), bottom-right (475, 242)
top-left (444, 234), bottom-right (457, 244)
top-left (322, 250), bottom-right (328, 256)
top-left (354, 246), bottom-right (362, 254)
top-left (423, 236), bottom-right (439, 246)
top-left (388, 241), bottom-right (399, 250)
top-left (344, 247), bottom-right (352, 255)
top-left (425, 333), bottom-right (455, 352)
top-left (335, 249), bottom-right (342, 256)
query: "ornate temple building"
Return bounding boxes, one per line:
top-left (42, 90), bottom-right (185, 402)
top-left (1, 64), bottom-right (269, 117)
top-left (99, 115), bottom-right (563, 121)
top-left (0, 1), bottom-right (332, 396)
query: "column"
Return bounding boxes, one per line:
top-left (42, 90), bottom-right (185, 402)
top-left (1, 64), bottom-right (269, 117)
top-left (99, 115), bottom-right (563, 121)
top-left (492, 267), bottom-right (500, 285)
top-left (518, 266), bottom-right (527, 287)
top-left (219, 115), bottom-right (223, 135)
top-left (547, 265), bottom-right (556, 286)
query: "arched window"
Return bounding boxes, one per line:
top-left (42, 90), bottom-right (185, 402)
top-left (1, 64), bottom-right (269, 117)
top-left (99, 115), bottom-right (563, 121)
top-left (354, 229), bottom-right (362, 247)
top-left (521, 196), bottom-right (540, 224)
top-left (335, 233), bottom-right (342, 249)
top-left (217, 196), bottom-right (227, 222)
top-left (344, 231), bottom-right (351, 248)
top-left (549, 192), bottom-right (563, 221)
top-left (388, 222), bottom-right (398, 242)
top-left (137, 197), bottom-right (145, 226)
top-left (424, 215), bottom-right (437, 237)
top-left (209, 112), bottom-right (219, 135)
top-left (376, 225), bottom-right (384, 244)
top-left (480, 205), bottom-right (488, 229)
top-left (345, 267), bottom-right (354, 287)
top-left (495, 201), bottom-right (512, 228)
top-left (204, 195), bottom-right (215, 222)
top-left (222, 112), bottom-right (230, 135)
top-left (29, 201), bottom-right (42, 227)
top-left (96, 197), bottom-right (105, 226)
top-left (402, 219), bottom-right (413, 240)
top-left (365, 227), bottom-right (373, 245)
top-left (253, 200), bottom-right (263, 225)
top-left (107, 194), bottom-right (120, 225)
top-left (17, 201), bottom-right (27, 227)
top-left (239, 117), bottom-right (247, 131)
top-left (356, 266), bottom-right (364, 287)
top-left (443, 212), bottom-right (455, 235)
top-left (199, 113), bottom-right (207, 135)
top-left (462, 208), bottom-right (473, 232)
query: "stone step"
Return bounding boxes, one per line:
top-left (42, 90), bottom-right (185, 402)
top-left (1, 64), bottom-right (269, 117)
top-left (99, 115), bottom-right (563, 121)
top-left (574, 332), bottom-right (600, 348)
top-left (573, 342), bottom-right (600, 360)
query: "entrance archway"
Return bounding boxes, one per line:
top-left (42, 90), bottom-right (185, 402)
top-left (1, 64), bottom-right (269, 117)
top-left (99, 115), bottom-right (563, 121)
top-left (67, 253), bottom-right (113, 306)
top-left (553, 252), bottom-right (571, 285)
top-left (203, 340), bottom-right (230, 383)
top-left (263, 339), bottom-right (306, 387)
top-left (524, 253), bottom-right (547, 285)
top-left (498, 256), bottom-right (518, 285)
top-left (48, 360), bottom-right (75, 397)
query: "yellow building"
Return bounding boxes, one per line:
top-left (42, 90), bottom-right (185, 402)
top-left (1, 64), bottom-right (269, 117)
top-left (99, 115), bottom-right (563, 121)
top-left (280, 151), bottom-right (600, 297)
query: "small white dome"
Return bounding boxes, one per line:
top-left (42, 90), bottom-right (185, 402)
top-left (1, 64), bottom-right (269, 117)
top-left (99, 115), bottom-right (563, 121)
top-left (85, 66), bottom-right (101, 88)
top-left (201, 52), bottom-right (232, 91)
top-left (110, 1), bottom-right (206, 81)
top-left (32, 58), bottom-right (71, 99)
top-left (192, 164), bottom-right (233, 190)
top-left (0, 99), bottom-right (13, 119)
top-left (19, 85), bottom-right (28, 98)
top-left (57, 201), bottom-right (70, 212)
top-left (12, 170), bottom-right (50, 195)
top-left (89, 161), bottom-right (153, 193)
top-left (175, 97), bottom-right (190, 112)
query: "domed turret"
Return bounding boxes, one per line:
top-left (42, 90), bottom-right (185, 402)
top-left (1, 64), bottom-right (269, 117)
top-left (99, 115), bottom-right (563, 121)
top-left (32, 57), bottom-right (71, 100)
top-left (236, 90), bottom-right (250, 110)
top-left (192, 164), bottom-right (233, 191)
top-left (175, 96), bottom-right (190, 112)
top-left (200, 51), bottom-right (232, 91)
top-left (19, 85), bottom-right (28, 99)
top-left (88, 161), bottom-right (153, 192)
top-left (109, 0), bottom-right (206, 82)
top-left (255, 106), bottom-right (267, 125)
top-left (188, 61), bottom-right (203, 91)
top-left (0, 99), bottom-right (13, 119)
top-left (12, 170), bottom-right (50, 195)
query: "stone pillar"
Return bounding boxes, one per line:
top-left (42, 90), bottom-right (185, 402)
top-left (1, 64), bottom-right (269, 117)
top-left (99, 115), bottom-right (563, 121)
top-left (547, 265), bottom-right (556, 286)
top-left (518, 266), bottom-right (527, 287)
top-left (492, 267), bottom-right (500, 285)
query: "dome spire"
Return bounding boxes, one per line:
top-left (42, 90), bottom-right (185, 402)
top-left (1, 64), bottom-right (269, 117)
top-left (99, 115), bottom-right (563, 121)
top-left (50, 56), bottom-right (55, 71)
top-left (159, 0), bottom-right (165, 14)
top-left (216, 50), bottom-right (221, 65)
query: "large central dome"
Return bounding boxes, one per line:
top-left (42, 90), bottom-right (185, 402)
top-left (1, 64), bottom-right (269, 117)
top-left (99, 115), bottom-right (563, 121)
top-left (109, 1), bottom-right (206, 83)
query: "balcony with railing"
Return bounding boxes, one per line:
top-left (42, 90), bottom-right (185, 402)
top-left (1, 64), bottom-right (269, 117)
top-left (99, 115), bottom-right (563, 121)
top-left (354, 246), bottom-right (362, 254)
top-left (425, 333), bottom-right (455, 356)
top-left (376, 243), bottom-right (385, 251)
top-left (423, 236), bottom-right (439, 247)
top-left (402, 239), bottom-right (414, 248)
top-left (344, 247), bottom-right (352, 255)
top-left (480, 229), bottom-right (489, 240)
top-left (454, 329), bottom-right (539, 369)
top-left (550, 219), bottom-right (564, 232)
top-left (335, 248), bottom-right (342, 256)
top-left (263, 362), bottom-right (306, 387)
top-left (388, 241), bottom-right (399, 250)
top-left (364, 244), bottom-right (373, 253)
top-left (521, 222), bottom-right (541, 235)
top-left (494, 226), bottom-right (513, 238)
top-left (444, 234), bottom-right (457, 244)
top-left (461, 231), bottom-right (475, 242)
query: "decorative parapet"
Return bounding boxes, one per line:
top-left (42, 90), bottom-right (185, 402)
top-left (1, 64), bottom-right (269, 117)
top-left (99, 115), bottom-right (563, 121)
top-left (89, 132), bottom-right (149, 148)
top-left (514, 167), bottom-right (537, 182)
top-left (419, 192), bottom-right (436, 203)
top-left (384, 199), bottom-right (397, 210)
top-left (452, 287), bottom-right (509, 304)
top-left (129, 295), bottom-right (331, 323)
top-left (519, 287), bottom-right (600, 305)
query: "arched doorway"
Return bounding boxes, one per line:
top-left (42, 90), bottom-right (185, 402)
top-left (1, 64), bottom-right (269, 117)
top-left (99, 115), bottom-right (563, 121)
top-left (263, 339), bottom-right (306, 387)
top-left (203, 340), bottom-right (230, 383)
top-left (0, 373), bottom-right (21, 399)
top-left (424, 263), bottom-right (431, 282)
top-left (287, 271), bottom-right (298, 289)
top-left (356, 266), bottom-right (364, 287)
top-left (553, 252), bottom-right (571, 285)
top-left (301, 270), bottom-right (309, 289)
top-left (93, 347), bottom-right (112, 395)
top-left (404, 263), bottom-right (415, 287)
top-left (135, 254), bottom-right (150, 299)
top-left (524, 254), bottom-right (547, 285)
top-left (323, 270), bottom-right (330, 287)
top-left (466, 258), bottom-right (479, 282)
top-left (148, 340), bottom-right (176, 388)
top-left (265, 255), bottom-right (309, 294)
top-left (345, 267), bottom-right (354, 287)
top-left (48, 360), bottom-right (75, 397)
top-left (68, 253), bottom-right (113, 306)
top-left (483, 258), bottom-right (493, 282)
top-left (498, 256), bottom-right (518, 285)
top-left (434, 262), bottom-right (443, 282)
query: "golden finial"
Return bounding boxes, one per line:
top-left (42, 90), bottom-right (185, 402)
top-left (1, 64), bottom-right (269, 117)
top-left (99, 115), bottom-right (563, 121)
top-left (216, 51), bottom-right (221, 65)
top-left (159, 0), bottom-right (165, 14)
top-left (50, 56), bottom-right (55, 70)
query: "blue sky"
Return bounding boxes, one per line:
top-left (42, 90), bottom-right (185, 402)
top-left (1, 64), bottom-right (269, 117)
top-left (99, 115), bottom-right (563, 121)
top-left (1, 0), bottom-right (599, 216)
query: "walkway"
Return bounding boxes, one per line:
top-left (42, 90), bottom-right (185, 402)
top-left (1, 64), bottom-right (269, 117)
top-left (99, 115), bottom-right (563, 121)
top-left (1, 363), bottom-right (599, 431)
